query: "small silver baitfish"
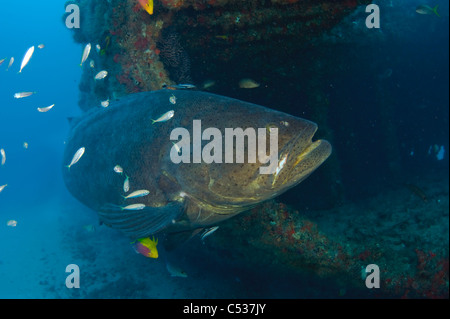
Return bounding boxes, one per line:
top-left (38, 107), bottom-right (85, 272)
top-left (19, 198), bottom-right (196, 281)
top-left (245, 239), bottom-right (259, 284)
top-left (94, 70), bottom-right (108, 80)
top-left (101, 99), bottom-right (110, 108)
top-left (152, 110), bottom-right (174, 124)
top-left (0, 148), bottom-right (5, 165)
top-left (66, 147), bottom-right (85, 170)
top-left (122, 189), bottom-right (150, 200)
top-left (7, 220), bottom-right (17, 227)
top-left (37, 104), bottom-right (55, 113)
top-left (14, 92), bottom-right (36, 99)
top-left (19, 46), bottom-right (35, 73)
top-left (201, 226), bottom-right (219, 241)
top-left (123, 175), bottom-right (130, 193)
top-left (114, 165), bottom-right (123, 174)
top-left (162, 83), bottom-right (196, 90)
top-left (7, 57), bottom-right (14, 71)
top-left (80, 43), bottom-right (91, 67)
top-left (121, 204), bottom-right (146, 210)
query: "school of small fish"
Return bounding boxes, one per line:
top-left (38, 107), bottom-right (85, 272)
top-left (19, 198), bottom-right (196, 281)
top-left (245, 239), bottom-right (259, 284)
top-left (1, 39), bottom-right (116, 234)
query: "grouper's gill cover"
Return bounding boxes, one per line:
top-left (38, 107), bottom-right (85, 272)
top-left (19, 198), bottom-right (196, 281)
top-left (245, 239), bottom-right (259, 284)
top-left (62, 90), bottom-right (331, 241)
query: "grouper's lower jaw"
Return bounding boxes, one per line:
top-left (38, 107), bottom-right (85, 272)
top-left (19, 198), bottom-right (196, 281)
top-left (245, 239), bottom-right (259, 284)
top-left (293, 139), bottom-right (332, 170)
top-left (276, 138), bottom-right (332, 190)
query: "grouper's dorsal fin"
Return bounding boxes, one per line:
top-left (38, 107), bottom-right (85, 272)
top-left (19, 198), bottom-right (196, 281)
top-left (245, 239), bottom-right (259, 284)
top-left (98, 202), bottom-right (184, 240)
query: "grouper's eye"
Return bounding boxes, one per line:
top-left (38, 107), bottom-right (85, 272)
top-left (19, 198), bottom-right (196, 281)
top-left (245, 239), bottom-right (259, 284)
top-left (266, 123), bottom-right (278, 135)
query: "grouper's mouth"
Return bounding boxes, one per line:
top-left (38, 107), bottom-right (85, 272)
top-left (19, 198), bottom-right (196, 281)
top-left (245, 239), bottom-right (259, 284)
top-left (271, 129), bottom-right (332, 190)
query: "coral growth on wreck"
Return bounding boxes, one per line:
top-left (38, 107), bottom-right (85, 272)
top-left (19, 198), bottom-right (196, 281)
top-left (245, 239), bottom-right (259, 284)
top-left (67, 0), bottom-right (369, 110)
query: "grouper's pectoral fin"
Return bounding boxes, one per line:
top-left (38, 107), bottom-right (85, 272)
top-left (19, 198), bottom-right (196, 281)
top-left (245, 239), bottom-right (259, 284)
top-left (97, 202), bottom-right (184, 240)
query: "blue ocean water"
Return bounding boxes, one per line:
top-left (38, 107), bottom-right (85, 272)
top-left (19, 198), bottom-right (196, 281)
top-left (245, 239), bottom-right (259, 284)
top-left (0, 1), bottom-right (82, 298)
top-left (0, 0), bottom-right (448, 299)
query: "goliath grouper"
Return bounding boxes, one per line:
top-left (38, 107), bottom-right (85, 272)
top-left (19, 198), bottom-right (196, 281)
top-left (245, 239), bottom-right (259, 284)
top-left (62, 89), bottom-right (331, 247)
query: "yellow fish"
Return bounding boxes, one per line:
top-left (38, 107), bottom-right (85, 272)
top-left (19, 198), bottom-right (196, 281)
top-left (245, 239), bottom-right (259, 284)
top-left (132, 236), bottom-right (158, 258)
top-left (137, 0), bottom-right (154, 15)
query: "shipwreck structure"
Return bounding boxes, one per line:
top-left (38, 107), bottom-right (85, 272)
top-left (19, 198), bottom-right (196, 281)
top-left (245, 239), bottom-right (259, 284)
top-left (65, 0), bottom-right (448, 298)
